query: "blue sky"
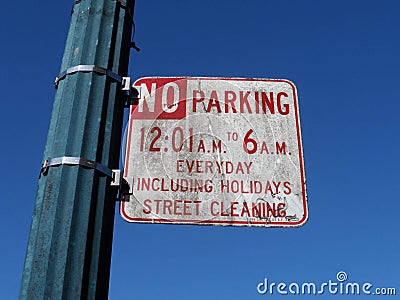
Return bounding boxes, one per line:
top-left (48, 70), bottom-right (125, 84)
top-left (1, 0), bottom-right (399, 299)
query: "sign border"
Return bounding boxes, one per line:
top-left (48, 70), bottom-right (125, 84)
top-left (120, 76), bottom-right (308, 227)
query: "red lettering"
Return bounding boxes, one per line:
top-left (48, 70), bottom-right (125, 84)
top-left (139, 177), bottom-right (150, 190)
top-left (197, 140), bottom-right (206, 152)
top-left (240, 91), bottom-right (252, 113)
top-left (174, 200), bottom-right (182, 215)
top-left (154, 199), bottom-right (162, 214)
top-left (141, 199), bottom-right (202, 216)
top-left (284, 181), bottom-right (292, 194)
top-left (206, 91), bottom-right (222, 113)
top-left (240, 181), bottom-right (249, 194)
top-left (152, 178), bottom-right (160, 191)
top-left (260, 92), bottom-right (275, 114)
top-left (225, 161), bottom-right (233, 174)
top-left (190, 87), bottom-right (290, 116)
top-left (143, 199), bottom-right (152, 214)
top-left (266, 202), bottom-right (277, 217)
top-left (183, 200), bottom-right (191, 215)
top-left (252, 203), bottom-right (262, 217)
top-left (236, 163), bottom-right (244, 174)
top-left (265, 182), bottom-right (273, 194)
top-left (196, 160), bottom-right (203, 173)
top-left (205, 161), bottom-right (213, 173)
top-left (241, 202), bottom-right (250, 217)
top-left (277, 92), bottom-right (289, 115)
top-left (276, 142), bottom-right (287, 154)
top-left (277, 203), bottom-right (286, 217)
top-left (224, 91), bottom-right (237, 113)
top-left (230, 202), bottom-right (239, 217)
top-left (133, 79), bottom-right (187, 120)
top-left (194, 200), bottom-right (201, 215)
top-left (220, 180), bottom-right (229, 193)
top-left (192, 90), bottom-right (204, 112)
top-left (211, 201), bottom-right (219, 216)
top-left (163, 200), bottom-right (173, 215)
top-left (230, 180), bottom-right (239, 193)
top-left (273, 181), bottom-right (281, 194)
top-left (161, 178), bottom-right (169, 191)
top-left (220, 201), bottom-right (229, 216)
top-left (186, 160), bottom-right (195, 173)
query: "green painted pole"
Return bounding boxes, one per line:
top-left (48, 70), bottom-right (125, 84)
top-left (20, 0), bottom-right (135, 298)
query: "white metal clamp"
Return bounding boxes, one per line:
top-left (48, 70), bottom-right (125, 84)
top-left (54, 65), bottom-right (124, 88)
top-left (40, 156), bottom-right (131, 200)
top-left (54, 65), bottom-right (139, 107)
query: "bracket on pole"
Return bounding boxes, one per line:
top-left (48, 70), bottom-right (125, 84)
top-left (122, 80), bottom-right (140, 107)
top-left (40, 156), bottom-right (132, 201)
top-left (54, 66), bottom-right (139, 107)
top-left (54, 65), bottom-right (124, 88)
top-left (40, 156), bottom-right (113, 177)
top-left (109, 169), bottom-right (132, 201)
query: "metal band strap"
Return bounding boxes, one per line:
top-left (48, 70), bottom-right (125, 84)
top-left (54, 65), bottom-right (124, 88)
top-left (41, 156), bottom-right (113, 178)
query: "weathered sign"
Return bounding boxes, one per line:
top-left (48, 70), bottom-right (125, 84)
top-left (121, 77), bottom-right (307, 227)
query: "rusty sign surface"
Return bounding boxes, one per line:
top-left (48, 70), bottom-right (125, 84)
top-left (121, 77), bottom-right (307, 227)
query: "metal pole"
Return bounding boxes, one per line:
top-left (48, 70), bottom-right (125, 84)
top-left (20, 0), bottom-right (135, 298)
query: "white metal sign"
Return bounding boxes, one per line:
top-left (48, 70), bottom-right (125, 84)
top-left (121, 77), bottom-right (307, 227)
